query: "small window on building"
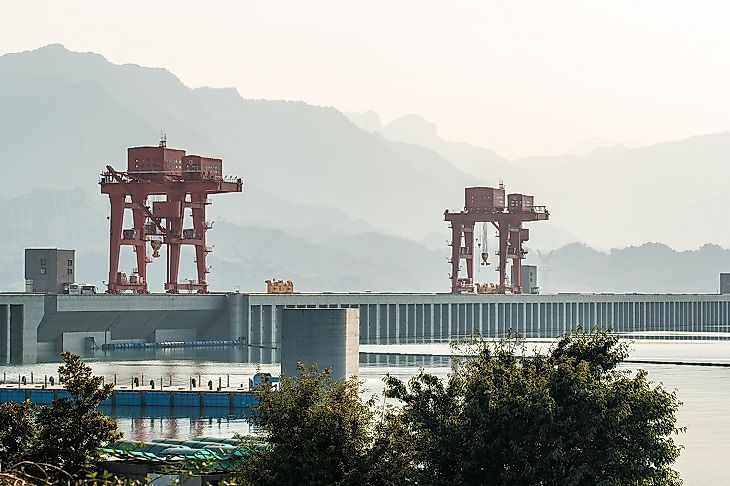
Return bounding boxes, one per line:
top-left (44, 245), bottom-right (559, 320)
top-left (67, 268), bottom-right (73, 275)
top-left (40, 258), bottom-right (46, 266)
top-left (40, 268), bottom-right (46, 275)
top-left (68, 259), bottom-right (73, 266)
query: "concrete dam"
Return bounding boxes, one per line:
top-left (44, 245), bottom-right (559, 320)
top-left (6, 150), bottom-right (726, 365)
top-left (3, 291), bottom-right (730, 364)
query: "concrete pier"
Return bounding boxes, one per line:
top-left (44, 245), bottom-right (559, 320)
top-left (0, 304), bottom-right (7, 363)
top-left (0, 295), bottom-right (45, 364)
top-left (227, 293), bottom-right (247, 342)
top-left (281, 308), bottom-right (359, 380)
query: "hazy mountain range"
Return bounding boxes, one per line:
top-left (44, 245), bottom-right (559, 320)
top-left (1, 44), bottom-right (729, 293)
top-left (345, 111), bottom-right (730, 251)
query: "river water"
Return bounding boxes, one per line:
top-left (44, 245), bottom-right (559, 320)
top-left (2, 340), bottom-right (728, 485)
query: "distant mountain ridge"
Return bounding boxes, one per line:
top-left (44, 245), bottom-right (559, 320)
top-left (1, 44), bottom-right (729, 293)
top-left (534, 242), bottom-right (730, 294)
top-left (1, 190), bottom-right (726, 294)
top-left (345, 112), bottom-right (510, 182)
top-left (346, 108), bottom-right (730, 250)
top-left (0, 44), bottom-right (474, 291)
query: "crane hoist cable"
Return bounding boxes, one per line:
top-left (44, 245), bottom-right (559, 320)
top-left (481, 222), bottom-right (490, 266)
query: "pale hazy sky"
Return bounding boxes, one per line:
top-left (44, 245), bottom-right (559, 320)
top-left (1, 0), bottom-right (729, 158)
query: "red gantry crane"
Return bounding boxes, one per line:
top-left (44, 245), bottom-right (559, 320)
top-left (100, 138), bottom-right (243, 294)
top-left (444, 185), bottom-right (548, 294)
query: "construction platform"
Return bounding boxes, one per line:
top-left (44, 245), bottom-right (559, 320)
top-left (0, 382), bottom-right (257, 410)
top-left (2, 291), bottom-right (730, 364)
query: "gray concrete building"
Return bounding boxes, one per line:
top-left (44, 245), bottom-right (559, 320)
top-left (0, 294), bottom-right (45, 364)
top-left (24, 249), bottom-right (75, 294)
top-left (521, 265), bottom-right (538, 294)
top-left (280, 308), bottom-right (359, 380)
top-left (720, 273), bottom-right (730, 294)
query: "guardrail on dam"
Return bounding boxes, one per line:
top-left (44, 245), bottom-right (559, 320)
top-left (2, 292), bottom-right (730, 364)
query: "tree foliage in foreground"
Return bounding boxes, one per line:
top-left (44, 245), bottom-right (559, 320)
top-left (235, 363), bottom-right (379, 486)
top-left (236, 329), bottom-right (683, 486)
top-left (0, 352), bottom-right (120, 481)
top-left (385, 329), bottom-right (683, 485)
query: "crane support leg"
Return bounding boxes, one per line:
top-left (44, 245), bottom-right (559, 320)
top-left (498, 221), bottom-right (508, 293)
top-left (450, 223), bottom-right (462, 293)
top-left (192, 192), bottom-right (208, 294)
top-left (107, 194), bottom-right (124, 294)
top-left (464, 222), bottom-right (475, 283)
top-left (131, 194), bottom-right (149, 293)
top-left (165, 193), bottom-right (183, 293)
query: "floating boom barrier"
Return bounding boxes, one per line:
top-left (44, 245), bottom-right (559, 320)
top-left (101, 339), bottom-right (246, 351)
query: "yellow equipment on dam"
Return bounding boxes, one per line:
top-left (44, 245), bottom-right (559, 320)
top-left (265, 279), bottom-right (294, 294)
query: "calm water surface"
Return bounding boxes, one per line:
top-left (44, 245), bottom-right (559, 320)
top-left (2, 340), bottom-right (728, 485)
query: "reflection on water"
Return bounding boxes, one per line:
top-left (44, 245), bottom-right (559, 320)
top-left (103, 407), bottom-right (256, 444)
top-left (3, 340), bottom-right (730, 484)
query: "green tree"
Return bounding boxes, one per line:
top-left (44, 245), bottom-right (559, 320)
top-left (0, 400), bottom-right (37, 468)
top-left (384, 329), bottom-right (683, 486)
top-left (0, 352), bottom-right (120, 481)
top-left (32, 351), bottom-right (121, 476)
top-left (236, 364), bottom-right (377, 486)
top-left (358, 404), bottom-right (420, 486)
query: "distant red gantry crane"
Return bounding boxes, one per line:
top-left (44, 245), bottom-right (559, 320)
top-left (444, 185), bottom-right (549, 294)
top-left (100, 138), bottom-right (243, 294)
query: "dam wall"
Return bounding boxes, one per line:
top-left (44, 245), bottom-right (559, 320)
top-left (245, 292), bottom-right (730, 342)
top-left (2, 292), bottom-right (730, 363)
top-left (40, 294), bottom-right (230, 342)
top-left (0, 294), bottom-right (45, 364)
